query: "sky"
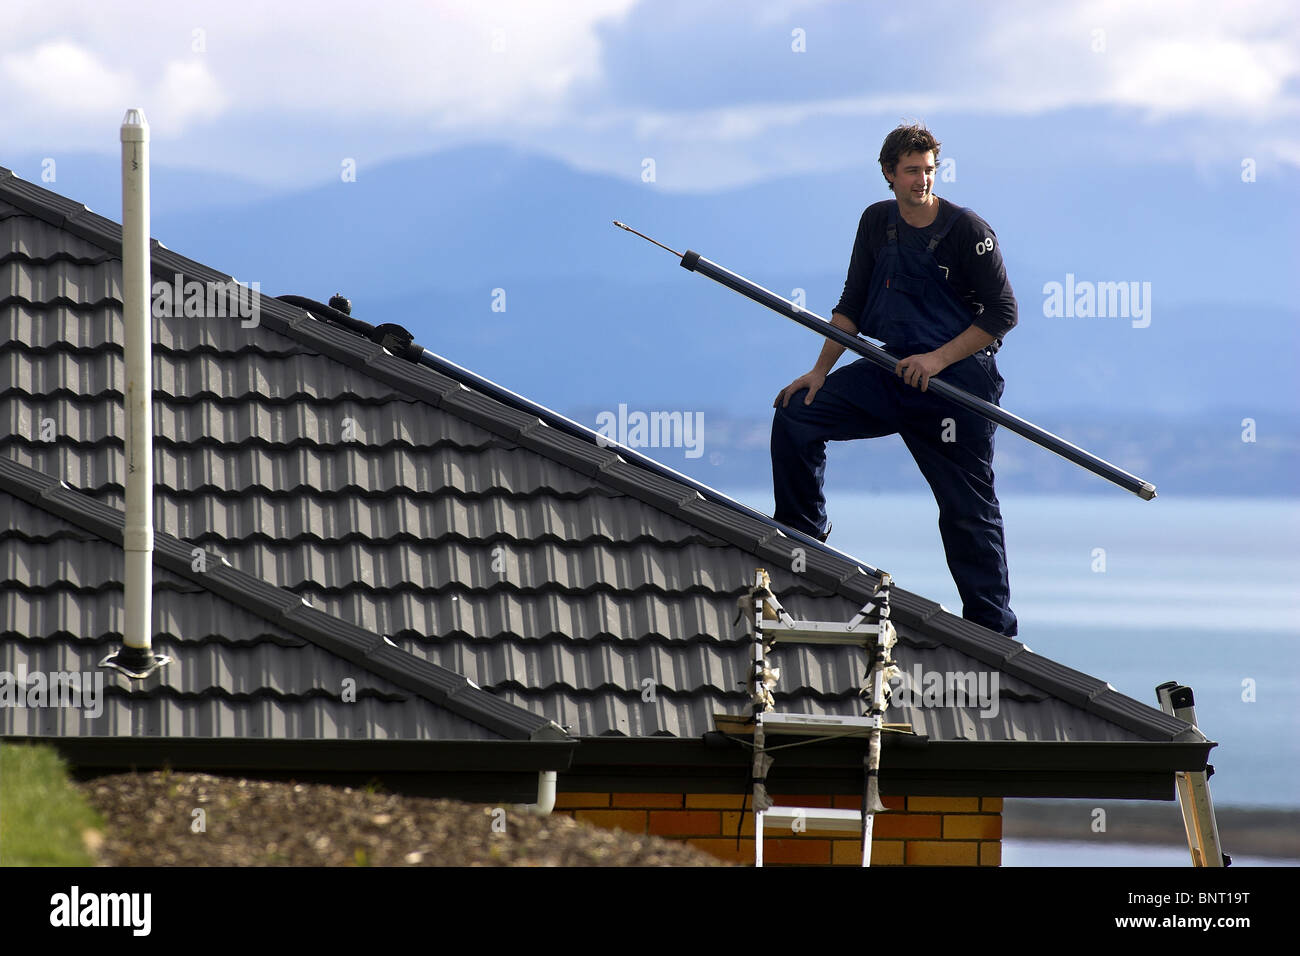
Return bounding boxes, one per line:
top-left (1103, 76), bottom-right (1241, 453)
top-left (2, 0), bottom-right (1297, 487)
top-left (3, 0), bottom-right (1298, 191)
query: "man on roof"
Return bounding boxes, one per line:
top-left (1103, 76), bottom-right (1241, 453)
top-left (771, 123), bottom-right (1018, 637)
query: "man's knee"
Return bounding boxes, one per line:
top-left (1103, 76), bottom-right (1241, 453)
top-left (775, 389), bottom-right (814, 417)
top-left (772, 392), bottom-right (815, 441)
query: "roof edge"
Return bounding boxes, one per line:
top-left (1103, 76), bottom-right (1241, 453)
top-left (10, 735), bottom-right (576, 774)
top-left (561, 736), bottom-right (1212, 799)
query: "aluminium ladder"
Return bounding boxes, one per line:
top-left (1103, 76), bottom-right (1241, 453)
top-left (741, 568), bottom-right (900, 867)
top-left (1156, 682), bottom-right (1230, 867)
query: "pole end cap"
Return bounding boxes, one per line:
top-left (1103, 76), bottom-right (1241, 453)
top-left (120, 108), bottom-right (150, 141)
top-left (681, 250), bottom-right (701, 272)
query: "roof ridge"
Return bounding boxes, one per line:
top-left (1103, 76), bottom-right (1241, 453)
top-left (0, 455), bottom-right (569, 743)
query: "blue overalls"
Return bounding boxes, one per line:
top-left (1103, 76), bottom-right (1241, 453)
top-left (771, 202), bottom-right (1017, 637)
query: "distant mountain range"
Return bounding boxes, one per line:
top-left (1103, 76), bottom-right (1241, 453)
top-left (5, 145), bottom-right (1297, 493)
top-left (568, 407), bottom-right (1298, 499)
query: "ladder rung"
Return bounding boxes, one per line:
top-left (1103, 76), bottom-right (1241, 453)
top-left (760, 713), bottom-right (882, 736)
top-left (768, 632), bottom-right (877, 646)
top-left (764, 621), bottom-right (882, 645)
top-left (760, 807), bottom-right (864, 832)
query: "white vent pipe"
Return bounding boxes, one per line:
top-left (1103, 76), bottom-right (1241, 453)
top-left (105, 108), bottom-right (167, 679)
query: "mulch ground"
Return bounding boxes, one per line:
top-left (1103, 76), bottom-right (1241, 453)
top-left (75, 772), bottom-right (729, 867)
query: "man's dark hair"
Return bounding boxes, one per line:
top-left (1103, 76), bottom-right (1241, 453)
top-left (878, 123), bottom-right (941, 187)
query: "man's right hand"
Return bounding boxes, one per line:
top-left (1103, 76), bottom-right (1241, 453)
top-left (774, 369), bottom-right (828, 408)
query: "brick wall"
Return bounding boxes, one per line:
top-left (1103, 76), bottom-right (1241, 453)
top-left (554, 792), bottom-right (1002, 865)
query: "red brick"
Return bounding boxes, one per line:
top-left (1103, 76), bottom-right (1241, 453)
top-left (831, 840), bottom-right (865, 865)
top-left (769, 793), bottom-right (834, 808)
top-left (943, 814), bottom-right (1002, 840)
top-left (554, 792), bottom-right (611, 809)
top-left (648, 810), bottom-right (722, 837)
top-left (687, 838), bottom-right (753, 864)
top-left (905, 840), bottom-right (980, 866)
top-left (612, 792), bottom-right (684, 809)
top-left (721, 811), bottom-right (756, 837)
top-left (762, 839), bottom-right (832, 864)
top-left (832, 839), bottom-right (905, 866)
top-left (833, 793), bottom-right (906, 811)
top-left (873, 813), bottom-right (942, 839)
top-left (907, 796), bottom-right (981, 813)
top-left (980, 840), bottom-right (1002, 866)
top-left (575, 809), bottom-right (646, 833)
top-left (871, 840), bottom-right (905, 866)
top-left (981, 797), bottom-right (1004, 812)
top-left (686, 793), bottom-right (748, 809)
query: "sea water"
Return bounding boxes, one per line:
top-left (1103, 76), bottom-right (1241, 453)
top-left (728, 490), bottom-right (1300, 811)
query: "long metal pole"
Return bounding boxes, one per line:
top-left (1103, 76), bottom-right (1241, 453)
top-left (614, 222), bottom-right (1157, 501)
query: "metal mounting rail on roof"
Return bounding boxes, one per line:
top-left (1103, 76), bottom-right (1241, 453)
top-left (412, 348), bottom-right (882, 574)
top-left (274, 293), bottom-right (879, 576)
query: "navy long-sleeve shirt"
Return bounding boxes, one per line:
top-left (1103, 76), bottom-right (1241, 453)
top-left (833, 197), bottom-right (1018, 347)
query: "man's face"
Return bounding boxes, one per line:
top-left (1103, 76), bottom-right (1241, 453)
top-left (887, 150), bottom-right (936, 206)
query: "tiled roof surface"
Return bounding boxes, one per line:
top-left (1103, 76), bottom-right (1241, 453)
top-left (0, 170), bottom-right (1196, 748)
top-left (1, 461), bottom-right (566, 742)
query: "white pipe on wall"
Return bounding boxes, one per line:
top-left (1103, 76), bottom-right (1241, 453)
top-left (120, 108), bottom-right (154, 660)
top-left (519, 771), bottom-right (557, 816)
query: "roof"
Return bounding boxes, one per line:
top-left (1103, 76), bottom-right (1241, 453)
top-left (0, 165), bottom-right (1207, 793)
top-left (1, 454), bottom-right (568, 745)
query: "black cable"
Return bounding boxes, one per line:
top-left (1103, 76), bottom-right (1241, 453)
top-left (736, 769), bottom-right (750, 851)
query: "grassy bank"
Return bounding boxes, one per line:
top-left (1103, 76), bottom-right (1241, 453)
top-left (0, 742), bottom-right (103, 866)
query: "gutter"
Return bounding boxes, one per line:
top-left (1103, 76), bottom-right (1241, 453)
top-left (559, 735), bottom-right (1216, 801)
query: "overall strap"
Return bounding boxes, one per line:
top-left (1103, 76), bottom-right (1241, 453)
top-left (925, 205), bottom-right (968, 253)
top-left (885, 201), bottom-right (899, 245)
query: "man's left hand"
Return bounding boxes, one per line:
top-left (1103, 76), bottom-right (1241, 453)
top-left (895, 351), bottom-right (949, 392)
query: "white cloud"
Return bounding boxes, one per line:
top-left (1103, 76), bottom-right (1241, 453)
top-left (1105, 36), bottom-right (1296, 117)
top-left (0, 0), bottom-right (638, 142)
top-left (629, 92), bottom-right (943, 146)
top-left (152, 59), bottom-right (229, 128)
top-left (0, 38), bottom-right (230, 141)
top-left (589, 0), bottom-right (1300, 186)
top-left (1, 41), bottom-right (133, 116)
top-left (0, 0), bottom-right (1295, 189)
top-left (969, 0), bottom-right (1300, 118)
